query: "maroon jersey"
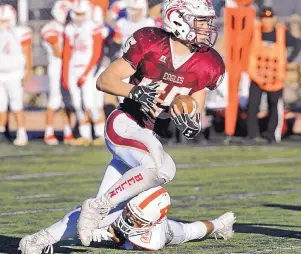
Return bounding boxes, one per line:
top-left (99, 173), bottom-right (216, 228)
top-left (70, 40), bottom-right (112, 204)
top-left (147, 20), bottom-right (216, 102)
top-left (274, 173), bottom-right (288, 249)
top-left (120, 27), bottom-right (225, 136)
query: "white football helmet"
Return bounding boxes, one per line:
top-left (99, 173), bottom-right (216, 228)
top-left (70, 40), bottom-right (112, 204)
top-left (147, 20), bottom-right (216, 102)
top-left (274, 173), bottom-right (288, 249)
top-left (70, 0), bottom-right (92, 24)
top-left (162, 0), bottom-right (218, 50)
top-left (51, 0), bottom-right (72, 24)
top-left (0, 4), bottom-right (17, 29)
top-left (115, 186), bottom-right (171, 237)
top-left (126, 0), bottom-right (148, 22)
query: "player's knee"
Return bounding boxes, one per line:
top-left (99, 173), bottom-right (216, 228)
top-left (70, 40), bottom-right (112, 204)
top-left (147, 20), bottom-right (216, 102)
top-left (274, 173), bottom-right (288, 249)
top-left (148, 152), bottom-right (176, 183)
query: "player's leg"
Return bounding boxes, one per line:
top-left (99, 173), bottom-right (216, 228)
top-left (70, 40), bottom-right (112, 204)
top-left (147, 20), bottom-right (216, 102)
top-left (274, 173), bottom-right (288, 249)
top-left (78, 110), bottom-right (176, 246)
top-left (19, 158), bottom-right (129, 254)
top-left (81, 71), bottom-right (105, 145)
top-left (265, 89), bottom-right (283, 143)
top-left (167, 212), bottom-right (236, 246)
top-left (44, 65), bottom-right (62, 145)
top-left (0, 80), bottom-right (9, 142)
top-left (7, 77), bottom-right (28, 146)
top-left (68, 69), bottom-right (91, 145)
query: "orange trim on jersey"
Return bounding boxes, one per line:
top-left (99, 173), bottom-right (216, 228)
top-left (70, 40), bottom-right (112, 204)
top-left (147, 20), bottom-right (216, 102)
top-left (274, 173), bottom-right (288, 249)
top-left (138, 188), bottom-right (167, 210)
top-left (21, 38), bottom-right (31, 46)
top-left (42, 30), bottom-right (59, 40)
top-left (45, 35), bottom-right (59, 44)
top-left (81, 32), bottom-right (103, 78)
top-left (62, 35), bottom-right (72, 90)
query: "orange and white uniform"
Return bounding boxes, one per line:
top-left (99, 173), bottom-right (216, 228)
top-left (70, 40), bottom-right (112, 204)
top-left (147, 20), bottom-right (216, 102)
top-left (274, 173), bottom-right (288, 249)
top-left (41, 21), bottom-right (65, 110)
top-left (62, 20), bottom-right (103, 122)
top-left (0, 25), bottom-right (32, 112)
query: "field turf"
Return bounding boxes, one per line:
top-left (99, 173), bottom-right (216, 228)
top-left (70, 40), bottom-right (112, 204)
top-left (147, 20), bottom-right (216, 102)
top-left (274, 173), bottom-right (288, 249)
top-left (0, 141), bottom-right (301, 253)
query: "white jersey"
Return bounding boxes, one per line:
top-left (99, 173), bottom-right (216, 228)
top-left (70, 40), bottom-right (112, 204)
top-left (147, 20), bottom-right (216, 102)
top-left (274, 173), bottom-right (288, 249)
top-left (64, 20), bottom-right (102, 68)
top-left (41, 20), bottom-right (65, 68)
top-left (114, 17), bottom-right (157, 46)
top-left (0, 25), bottom-right (31, 76)
top-left (119, 218), bottom-right (172, 251)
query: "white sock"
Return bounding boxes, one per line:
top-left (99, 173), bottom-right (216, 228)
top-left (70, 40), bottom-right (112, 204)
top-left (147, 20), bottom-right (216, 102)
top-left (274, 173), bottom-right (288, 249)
top-left (210, 219), bottom-right (223, 234)
top-left (94, 122), bottom-right (105, 137)
top-left (0, 126), bottom-right (5, 133)
top-left (45, 126), bottom-right (54, 137)
top-left (17, 128), bottom-right (27, 139)
top-left (47, 207), bottom-right (80, 242)
top-left (63, 124), bottom-right (72, 136)
top-left (79, 123), bottom-right (92, 140)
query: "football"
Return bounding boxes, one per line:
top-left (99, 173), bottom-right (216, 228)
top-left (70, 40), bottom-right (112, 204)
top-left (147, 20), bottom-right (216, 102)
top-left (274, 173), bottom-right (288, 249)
top-left (169, 95), bottom-right (198, 115)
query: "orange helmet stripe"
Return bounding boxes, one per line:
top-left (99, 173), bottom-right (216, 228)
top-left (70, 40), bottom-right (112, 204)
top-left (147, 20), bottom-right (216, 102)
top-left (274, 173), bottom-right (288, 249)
top-left (138, 188), bottom-right (166, 210)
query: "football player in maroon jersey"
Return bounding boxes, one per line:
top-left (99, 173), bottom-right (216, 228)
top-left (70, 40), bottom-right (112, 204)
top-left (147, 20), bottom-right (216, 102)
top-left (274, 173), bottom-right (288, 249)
top-left (77, 0), bottom-right (225, 246)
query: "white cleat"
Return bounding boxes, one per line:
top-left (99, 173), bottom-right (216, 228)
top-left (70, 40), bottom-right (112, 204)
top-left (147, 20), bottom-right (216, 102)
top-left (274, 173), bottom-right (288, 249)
top-left (13, 136), bottom-right (28, 146)
top-left (211, 212), bottom-right (236, 240)
top-left (18, 229), bottom-right (55, 254)
top-left (77, 197), bottom-right (112, 247)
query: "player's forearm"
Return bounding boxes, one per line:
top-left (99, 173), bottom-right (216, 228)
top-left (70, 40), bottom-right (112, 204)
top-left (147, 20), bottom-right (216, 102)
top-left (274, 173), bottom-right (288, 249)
top-left (96, 72), bottom-right (134, 97)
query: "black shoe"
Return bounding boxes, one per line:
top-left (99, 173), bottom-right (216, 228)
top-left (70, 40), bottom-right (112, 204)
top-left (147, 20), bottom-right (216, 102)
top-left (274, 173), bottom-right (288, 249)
top-left (0, 132), bottom-right (11, 144)
top-left (244, 137), bottom-right (268, 145)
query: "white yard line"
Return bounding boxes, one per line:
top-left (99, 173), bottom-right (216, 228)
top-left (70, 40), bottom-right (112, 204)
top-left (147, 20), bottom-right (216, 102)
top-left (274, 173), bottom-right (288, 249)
top-left (0, 208), bottom-right (71, 217)
top-left (15, 194), bottom-right (56, 199)
top-left (172, 189), bottom-right (299, 203)
top-left (1, 157), bottom-right (300, 181)
top-left (228, 245), bottom-right (301, 254)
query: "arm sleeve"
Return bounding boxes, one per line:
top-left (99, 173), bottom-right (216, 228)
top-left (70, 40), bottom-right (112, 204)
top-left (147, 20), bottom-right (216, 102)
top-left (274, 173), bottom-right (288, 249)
top-left (41, 29), bottom-right (59, 44)
top-left (286, 31), bottom-right (301, 62)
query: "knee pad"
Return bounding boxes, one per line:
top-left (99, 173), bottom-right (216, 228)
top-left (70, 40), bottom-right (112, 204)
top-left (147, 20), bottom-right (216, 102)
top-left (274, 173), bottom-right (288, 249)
top-left (145, 151), bottom-right (176, 183)
top-left (90, 108), bottom-right (100, 122)
top-left (75, 109), bottom-right (86, 121)
top-left (48, 93), bottom-right (62, 110)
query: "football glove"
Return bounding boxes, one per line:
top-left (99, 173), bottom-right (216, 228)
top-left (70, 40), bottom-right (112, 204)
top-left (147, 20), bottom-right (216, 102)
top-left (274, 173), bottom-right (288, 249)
top-left (173, 112), bottom-right (201, 139)
top-left (92, 228), bottom-right (113, 243)
top-left (128, 82), bottom-right (159, 113)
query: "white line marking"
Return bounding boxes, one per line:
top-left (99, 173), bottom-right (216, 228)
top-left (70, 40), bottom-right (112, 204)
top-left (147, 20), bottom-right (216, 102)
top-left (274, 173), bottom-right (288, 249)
top-left (1, 157), bottom-right (300, 181)
top-left (15, 194), bottom-right (56, 200)
top-left (228, 245), bottom-right (301, 254)
top-left (0, 208), bottom-right (71, 217)
top-left (172, 190), bottom-right (299, 202)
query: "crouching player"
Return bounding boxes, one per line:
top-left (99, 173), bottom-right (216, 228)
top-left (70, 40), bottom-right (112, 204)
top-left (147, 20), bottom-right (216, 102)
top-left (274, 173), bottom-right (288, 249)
top-left (19, 186), bottom-right (236, 253)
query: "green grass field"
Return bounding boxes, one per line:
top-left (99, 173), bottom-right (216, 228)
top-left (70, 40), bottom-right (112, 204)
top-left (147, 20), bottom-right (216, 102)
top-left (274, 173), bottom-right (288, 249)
top-left (1, 142), bottom-right (301, 253)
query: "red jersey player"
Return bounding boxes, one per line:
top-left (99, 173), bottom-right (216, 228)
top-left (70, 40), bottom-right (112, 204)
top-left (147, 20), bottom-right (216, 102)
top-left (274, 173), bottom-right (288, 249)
top-left (76, 0), bottom-right (225, 246)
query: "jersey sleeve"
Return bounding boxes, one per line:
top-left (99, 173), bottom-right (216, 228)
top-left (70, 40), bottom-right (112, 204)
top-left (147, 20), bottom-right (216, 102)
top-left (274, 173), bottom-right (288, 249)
top-left (41, 24), bottom-right (59, 44)
top-left (201, 50), bottom-right (225, 91)
top-left (18, 26), bottom-right (33, 46)
top-left (122, 27), bottom-right (152, 70)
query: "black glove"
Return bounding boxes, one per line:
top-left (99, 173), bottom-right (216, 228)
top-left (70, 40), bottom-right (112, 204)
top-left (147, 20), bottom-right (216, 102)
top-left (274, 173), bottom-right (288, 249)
top-left (128, 83), bottom-right (159, 113)
top-left (173, 112), bottom-right (201, 139)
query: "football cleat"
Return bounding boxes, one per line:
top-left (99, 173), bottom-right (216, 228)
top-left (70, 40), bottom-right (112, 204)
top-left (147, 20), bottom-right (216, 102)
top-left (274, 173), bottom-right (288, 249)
top-left (70, 137), bottom-right (91, 146)
top-left (77, 197), bottom-right (112, 246)
top-left (63, 134), bottom-right (75, 145)
top-left (44, 135), bottom-right (59, 146)
top-left (92, 136), bottom-right (105, 146)
top-left (13, 136), bottom-right (28, 146)
top-left (211, 212), bottom-right (236, 240)
top-left (18, 229), bottom-right (55, 254)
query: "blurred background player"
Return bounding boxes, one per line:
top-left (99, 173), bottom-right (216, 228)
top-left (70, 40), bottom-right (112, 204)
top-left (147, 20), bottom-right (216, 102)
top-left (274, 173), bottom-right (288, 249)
top-left (247, 6), bottom-right (301, 144)
top-left (41, 0), bottom-right (74, 145)
top-left (19, 186), bottom-right (236, 253)
top-left (0, 4), bottom-right (32, 146)
top-left (62, 0), bottom-right (106, 146)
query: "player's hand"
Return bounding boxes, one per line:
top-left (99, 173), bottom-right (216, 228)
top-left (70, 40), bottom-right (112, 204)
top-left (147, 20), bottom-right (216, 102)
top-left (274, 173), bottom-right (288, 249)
top-left (170, 104), bottom-right (201, 139)
top-left (92, 228), bottom-right (113, 243)
top-left (77, 75), bottom-right (86, 87)
top-left (129, 82), bottom-right (164, 114)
